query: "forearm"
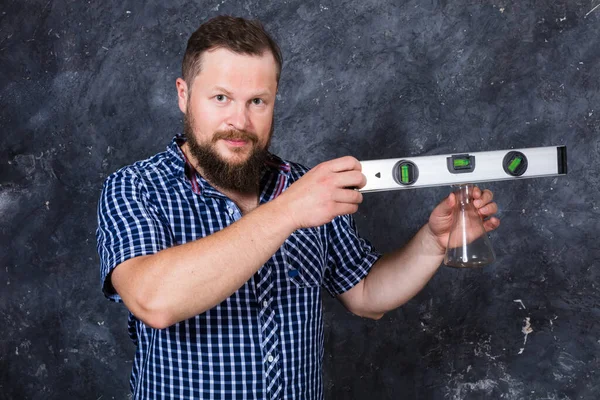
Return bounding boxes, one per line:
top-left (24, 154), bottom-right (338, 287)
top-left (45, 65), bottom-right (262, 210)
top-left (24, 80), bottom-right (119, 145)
top-left (361, 224), bottom-right (445, 315)
top-left (113, 198), bottom-right (296, 328)
top-left (347, 186), bottom-right (500, 318)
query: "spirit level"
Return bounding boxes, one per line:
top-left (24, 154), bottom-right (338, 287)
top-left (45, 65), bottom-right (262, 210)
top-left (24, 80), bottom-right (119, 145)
top-left (359, 146), bottom-right (567, 193)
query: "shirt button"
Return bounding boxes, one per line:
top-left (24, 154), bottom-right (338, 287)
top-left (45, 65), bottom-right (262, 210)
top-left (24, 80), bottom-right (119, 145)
top-left (267, 354), bottom-right (274, 363)
top-left (227, 207), bottom-right (233, 215)
top-left (263, 300), bottom-right (268, 308)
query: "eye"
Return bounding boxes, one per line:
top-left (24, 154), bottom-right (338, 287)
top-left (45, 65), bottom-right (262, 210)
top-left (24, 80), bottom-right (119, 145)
top-left (252, 98), bottom-right (264, 105)
top-left (215, 94), bottom-right (228, 102)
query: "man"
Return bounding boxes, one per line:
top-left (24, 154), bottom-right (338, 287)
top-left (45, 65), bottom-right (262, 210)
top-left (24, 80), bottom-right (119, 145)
top-left (96, 15), bottom-right (500, 400)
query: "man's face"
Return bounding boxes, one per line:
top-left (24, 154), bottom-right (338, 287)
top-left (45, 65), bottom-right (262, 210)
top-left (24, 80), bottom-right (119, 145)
top-left (177, 47), bottom-right (278, 193)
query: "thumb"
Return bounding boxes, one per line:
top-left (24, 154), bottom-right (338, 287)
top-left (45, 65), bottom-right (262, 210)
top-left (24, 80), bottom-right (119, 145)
top-left (435, 192), bottom-right (456, 217)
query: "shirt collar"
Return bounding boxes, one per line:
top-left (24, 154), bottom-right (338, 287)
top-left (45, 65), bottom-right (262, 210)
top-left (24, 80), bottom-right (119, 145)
top-left (165, 134), bottom-right (291, 197)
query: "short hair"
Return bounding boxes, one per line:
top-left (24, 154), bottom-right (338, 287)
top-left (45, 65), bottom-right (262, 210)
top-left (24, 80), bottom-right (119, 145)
top-left (182, 16), bottom-right (283, 91)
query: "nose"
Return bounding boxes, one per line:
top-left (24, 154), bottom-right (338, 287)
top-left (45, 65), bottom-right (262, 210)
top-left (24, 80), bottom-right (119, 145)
top-left (226, 102), bottom-right (249, 131)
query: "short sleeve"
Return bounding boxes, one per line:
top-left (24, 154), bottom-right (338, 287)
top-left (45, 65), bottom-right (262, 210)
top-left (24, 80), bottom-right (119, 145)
top-left (322, 214), bottom-right (381, 297)
top-left (96, 169), bottom-right (173, 302)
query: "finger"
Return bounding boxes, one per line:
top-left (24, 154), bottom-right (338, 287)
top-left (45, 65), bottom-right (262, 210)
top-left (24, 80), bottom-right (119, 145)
top-left (483, 217), bottom-right (500, 232)
top-left (334, 203), bottom-right (360, 216)
top-left (327, 156), bottom-right (362, 173)
top-left (433, 192), bottom-right (456, 218)
top-left (332, 188), bottom-right (363, 204)
top-left (474, 189), bottom-right (494, 208)
top-left (334, 171), bottom-right (367, 189)
top-left (358, 173), bottom-right (367, 189)
top-left (478, 202), bottom-right (498, 217)
top-left (481, 189), bottom-right (494, 204)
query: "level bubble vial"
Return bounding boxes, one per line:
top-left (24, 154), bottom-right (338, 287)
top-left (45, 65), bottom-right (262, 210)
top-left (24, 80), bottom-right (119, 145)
top-left (447, 154), bottom-right (476, 174)
top-left (393, 160), bottom-right (418, 185)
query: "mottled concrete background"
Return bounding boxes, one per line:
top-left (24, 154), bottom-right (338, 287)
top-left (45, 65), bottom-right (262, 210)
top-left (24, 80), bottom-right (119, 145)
top-left (1, 0), bottom-right (599, 399)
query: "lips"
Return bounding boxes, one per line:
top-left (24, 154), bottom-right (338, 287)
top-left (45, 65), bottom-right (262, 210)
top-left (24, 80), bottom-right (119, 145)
top-left (224, 139), bottom-right (248, 147)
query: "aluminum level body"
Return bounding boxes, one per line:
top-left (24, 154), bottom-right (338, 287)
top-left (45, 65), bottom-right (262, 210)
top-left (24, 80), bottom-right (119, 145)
top-left (359, 146), bottom-right (567, 193)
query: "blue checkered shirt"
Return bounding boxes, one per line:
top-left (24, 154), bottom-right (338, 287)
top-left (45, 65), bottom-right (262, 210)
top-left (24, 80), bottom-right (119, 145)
top-left (96, 135), bottom-right (381, 399)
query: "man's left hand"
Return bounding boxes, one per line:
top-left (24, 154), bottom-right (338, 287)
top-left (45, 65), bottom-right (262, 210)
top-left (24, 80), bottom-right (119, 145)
top-left (426, 186), bottom-right (500, 254)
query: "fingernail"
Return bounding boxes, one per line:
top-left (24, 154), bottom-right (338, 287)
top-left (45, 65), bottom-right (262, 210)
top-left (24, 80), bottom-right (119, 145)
top-left (474, 200), bottom-right (481, 207)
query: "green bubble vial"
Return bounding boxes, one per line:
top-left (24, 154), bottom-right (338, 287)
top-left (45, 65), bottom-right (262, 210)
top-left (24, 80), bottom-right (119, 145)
top-left (401, 165), bottom-right (409, 182)
top-left (508, 157), bottom-right (522, 172)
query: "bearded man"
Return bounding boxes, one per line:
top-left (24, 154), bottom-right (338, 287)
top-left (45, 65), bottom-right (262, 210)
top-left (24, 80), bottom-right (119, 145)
top-left (96, 15), bottom-right (500, 400)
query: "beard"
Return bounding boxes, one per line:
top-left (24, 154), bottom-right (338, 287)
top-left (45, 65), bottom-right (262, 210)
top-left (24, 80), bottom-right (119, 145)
top-left (183, 112), bottom-right (270, 194)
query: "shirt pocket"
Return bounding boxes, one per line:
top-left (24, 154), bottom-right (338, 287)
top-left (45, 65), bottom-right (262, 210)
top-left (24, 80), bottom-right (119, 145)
top-left (283, 227), bottom-right (325, 288)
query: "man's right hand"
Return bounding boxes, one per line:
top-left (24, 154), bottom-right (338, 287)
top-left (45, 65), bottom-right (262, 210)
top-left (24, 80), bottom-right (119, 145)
top-left (108, 156), bottom-right (366, 329)
top-left (276, 156), bottom-right (367, 229)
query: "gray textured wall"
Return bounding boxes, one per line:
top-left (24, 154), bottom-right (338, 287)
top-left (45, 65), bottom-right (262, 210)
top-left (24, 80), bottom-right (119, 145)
top-left (1, 0), bottom-right (599, 399)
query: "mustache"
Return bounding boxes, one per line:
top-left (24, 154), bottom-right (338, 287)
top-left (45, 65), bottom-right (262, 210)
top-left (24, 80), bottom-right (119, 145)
top-left (213, 129), bottom-right (259, 144)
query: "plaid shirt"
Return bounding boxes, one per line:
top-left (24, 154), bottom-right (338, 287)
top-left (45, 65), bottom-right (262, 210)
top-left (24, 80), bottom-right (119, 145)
top-left (96, 135), bottom-right (381, 400)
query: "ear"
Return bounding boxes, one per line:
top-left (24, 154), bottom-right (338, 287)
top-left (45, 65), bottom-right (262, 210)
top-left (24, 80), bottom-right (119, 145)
top-left (176, 78), bottom-right (188, 114)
